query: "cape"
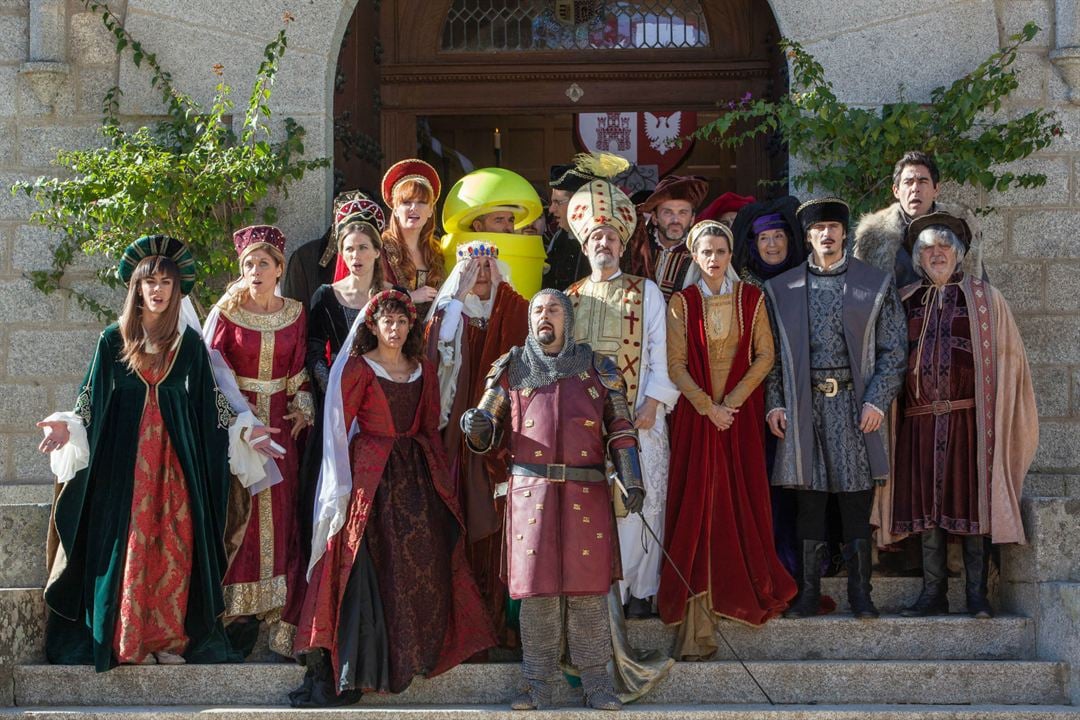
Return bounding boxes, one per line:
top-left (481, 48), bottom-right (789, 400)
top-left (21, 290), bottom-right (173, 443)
top-left (871, 275), bottom-right (1038, 545)
top-left (45, 325), bottom-right (236, 671)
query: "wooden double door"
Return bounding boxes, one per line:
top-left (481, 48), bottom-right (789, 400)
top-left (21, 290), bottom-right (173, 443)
top-left (334, 0), bottom-right (785, 202)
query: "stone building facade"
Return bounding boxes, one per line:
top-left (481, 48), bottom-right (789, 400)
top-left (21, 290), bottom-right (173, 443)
top-left (0, 0), bottom-right (1078, 702)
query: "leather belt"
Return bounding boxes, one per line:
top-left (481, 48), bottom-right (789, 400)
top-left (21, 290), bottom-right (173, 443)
top-left (904, 398), bottom-right (976, 417)
top-left (510, 463), bottom-right (607, 483)
top-left (812, 378), bottom-right (853, 398)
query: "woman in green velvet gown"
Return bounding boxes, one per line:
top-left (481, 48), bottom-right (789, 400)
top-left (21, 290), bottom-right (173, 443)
top-left (37, 235), bottom-right (276, 672)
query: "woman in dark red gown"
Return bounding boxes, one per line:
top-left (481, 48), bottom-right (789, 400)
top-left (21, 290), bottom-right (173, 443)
top-left (292, 289), bottom-right (495, 707)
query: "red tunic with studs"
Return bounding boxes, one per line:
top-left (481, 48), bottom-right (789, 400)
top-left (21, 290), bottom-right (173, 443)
top-left (478, 354), bottom-right (639, 598)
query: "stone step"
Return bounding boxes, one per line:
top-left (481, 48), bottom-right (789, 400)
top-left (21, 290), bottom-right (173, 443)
top-left (0, 589), bottom-right (43, 665)
top-left (0, 587), bottom-right (1032, 664)
top-left (4, 705), bottom-right (1080, 719)
top-left (626, 613), bottom-right (1033, 660)
top-left (12, 660), bottom-right (1070, 706)
top-left (0, 504), bottom-right (48, 589)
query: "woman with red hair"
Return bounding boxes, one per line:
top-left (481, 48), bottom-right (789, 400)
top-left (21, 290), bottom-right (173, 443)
top-left (380, 159), bottom-right (446, 315)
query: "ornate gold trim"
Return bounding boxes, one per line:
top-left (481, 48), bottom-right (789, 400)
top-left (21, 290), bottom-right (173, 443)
top-left (285, 368), bottom-right (309, 395)
top-left (258, 484), bottom-right (275, 582)
top-left (238, 376), bottom-right (287, 395)
top-left (221, 299), bottom-right (303, 332)
top-left (223, 575), bottom-right (286, 617)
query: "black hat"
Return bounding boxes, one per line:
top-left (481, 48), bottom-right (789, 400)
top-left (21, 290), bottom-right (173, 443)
top-left (796, 197), bottom-right (850, 233)
top-left (906, 211), bottom-right (972, 251)
top-left (549, 164), bottom-right (597, 193)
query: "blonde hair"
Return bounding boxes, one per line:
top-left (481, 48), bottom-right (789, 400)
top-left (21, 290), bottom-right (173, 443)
top-left (222, 243), bottom-right (286, 314)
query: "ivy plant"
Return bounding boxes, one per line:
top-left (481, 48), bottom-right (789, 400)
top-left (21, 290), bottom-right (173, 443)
top-left (699, 22), bottom-right (1062, 219)
top-left (12, 3), bottom-right (328, 318)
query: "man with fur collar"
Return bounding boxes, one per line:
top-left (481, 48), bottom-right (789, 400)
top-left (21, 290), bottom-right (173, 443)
top-left (853, 151), bottom-right (984, 286)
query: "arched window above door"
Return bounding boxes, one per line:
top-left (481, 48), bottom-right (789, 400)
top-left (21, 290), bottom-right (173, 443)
top-left (441, 0), bottom-right (710, 52)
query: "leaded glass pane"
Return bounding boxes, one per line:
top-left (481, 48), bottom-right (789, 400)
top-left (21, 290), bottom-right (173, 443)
top-left (441, 0), bottom-right (710, 52)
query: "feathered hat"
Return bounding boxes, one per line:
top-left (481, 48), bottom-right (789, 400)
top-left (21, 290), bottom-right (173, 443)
top-left (566, 152), bottom-right (637, 249)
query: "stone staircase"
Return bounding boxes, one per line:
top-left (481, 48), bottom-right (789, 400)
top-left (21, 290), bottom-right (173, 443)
top-left (0, 486), bottom-right (1077, 718)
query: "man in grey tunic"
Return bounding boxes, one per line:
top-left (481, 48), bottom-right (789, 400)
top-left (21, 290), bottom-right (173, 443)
top-left (764, 198), bottom-right (906, 619)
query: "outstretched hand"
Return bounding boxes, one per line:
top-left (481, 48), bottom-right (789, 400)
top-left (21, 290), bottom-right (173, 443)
top-left (36, 420), bottom-right (70, 454)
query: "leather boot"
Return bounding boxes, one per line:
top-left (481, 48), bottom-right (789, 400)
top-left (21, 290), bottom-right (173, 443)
top-left (901, 527), bottom-right (949, 616)
top-left (289, 649), bottom-right (362, 708)
top-left (844, 539), bottom-right (879, 618)
top-left (962, 535), bottom-right (993, 618)
top-left (784, 540), bottom-right (826, 618)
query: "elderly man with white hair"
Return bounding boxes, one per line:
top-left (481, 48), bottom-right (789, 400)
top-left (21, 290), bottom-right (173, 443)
top-left (872, 211), bottom-right (1038, 619)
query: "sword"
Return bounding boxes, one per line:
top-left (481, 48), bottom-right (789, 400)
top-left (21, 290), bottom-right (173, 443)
top-left (614, 477), bottom-right (776, 706)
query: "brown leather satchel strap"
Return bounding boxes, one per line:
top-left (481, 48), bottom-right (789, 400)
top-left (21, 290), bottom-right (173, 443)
top-left (510, 463), bottom-right (607, 483)
top-left (904, 398), bottom-right (976, 417)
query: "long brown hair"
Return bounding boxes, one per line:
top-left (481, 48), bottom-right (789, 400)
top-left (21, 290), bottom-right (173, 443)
top-left (119, 255), bottom-right (182, 374)
top-left (222, 243), bottom-right (286, 315)
top-left (338, 222), bottom-right (385, 294)
top-left (382, 178), bottom-right (445, 288)
top-left (352, 296), bottom-right (424, 361)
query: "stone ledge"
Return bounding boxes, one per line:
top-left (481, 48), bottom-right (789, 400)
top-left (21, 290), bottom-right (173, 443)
top-left (11, 660), bottom-right (1069, 706)
top-left (0, 594), bottom-right (1032, 666)
top-left (5, 704), bottom-right (1080, 719)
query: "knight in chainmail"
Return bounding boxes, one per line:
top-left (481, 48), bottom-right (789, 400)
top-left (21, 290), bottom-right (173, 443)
top-left (461, 289), bottom-right (645, 711)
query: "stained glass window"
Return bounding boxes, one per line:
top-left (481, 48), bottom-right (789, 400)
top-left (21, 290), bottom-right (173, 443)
top-left (441, 0), bottom-right (710, 52)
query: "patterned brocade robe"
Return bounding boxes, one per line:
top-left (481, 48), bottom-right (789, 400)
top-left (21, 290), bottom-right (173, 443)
top-left (209, 298), bottom-right (314, 653)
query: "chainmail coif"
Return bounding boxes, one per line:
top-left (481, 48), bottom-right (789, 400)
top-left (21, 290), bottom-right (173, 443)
top-left (507, 289), bottom-right (593, 390)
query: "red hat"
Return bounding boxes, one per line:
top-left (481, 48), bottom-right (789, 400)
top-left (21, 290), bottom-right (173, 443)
top-left (637, 175), bottom-right (710, 214)
top-left (381, 159), bottom-right (441, 207)
top-left (232, 225), bottom-right (286, 259)
top-left (698, 192), bottom-right (756, 221)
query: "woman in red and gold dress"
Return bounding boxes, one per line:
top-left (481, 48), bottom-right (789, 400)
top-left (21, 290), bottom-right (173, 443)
top-left (204, 225), bottom-right (314, 658)
top-left (292, 289), bottom-right (495, 707)
top-left (659, 221), bottom-right (796, 659)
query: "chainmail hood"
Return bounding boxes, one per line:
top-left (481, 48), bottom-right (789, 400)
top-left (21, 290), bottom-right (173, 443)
top-left (508, 289), bottom-right (593, 389)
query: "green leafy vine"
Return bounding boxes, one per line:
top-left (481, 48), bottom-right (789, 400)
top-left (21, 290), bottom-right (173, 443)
top-left (12, 3), bottom-right (329, 319)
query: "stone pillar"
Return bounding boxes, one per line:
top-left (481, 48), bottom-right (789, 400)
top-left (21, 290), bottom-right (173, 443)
top-left (1051, 0), bottom-right (1080, 103)
top-left (19, 0), bottom-right (70, 109)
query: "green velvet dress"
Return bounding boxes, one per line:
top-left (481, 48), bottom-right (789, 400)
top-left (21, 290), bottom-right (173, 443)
top-left (45, 324), bottom-right (239, 671)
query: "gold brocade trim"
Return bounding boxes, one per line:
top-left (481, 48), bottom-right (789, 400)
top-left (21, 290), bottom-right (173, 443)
top-left (223, 575), bottom-right (287, 617)
top-left (290, 391), bottom-right (315, 424)
top-left (268, 619), bottom-right (298, 657)
top-left (221, 299), bottom-right (303, 332)
top-left (285, 368), bottom-right (309, 395)
top-left (237, 376), bottom-right (287, 394)
top-left (74, 384), bottom-right (92, 426)
top-left (255, 330), bottom-right (275, 425)
top-left (258, 482), bottom-right (275, 581)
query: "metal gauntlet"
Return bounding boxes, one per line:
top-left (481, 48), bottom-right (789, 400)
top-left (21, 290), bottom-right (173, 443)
top-left (610, 445), bottom-right (644, 494)
top-left (462, 385), bottom-right (510, 454)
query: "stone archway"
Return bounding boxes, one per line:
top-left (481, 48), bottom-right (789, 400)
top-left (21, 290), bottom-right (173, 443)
top-left (112, 0), bottom-right (1000, 244)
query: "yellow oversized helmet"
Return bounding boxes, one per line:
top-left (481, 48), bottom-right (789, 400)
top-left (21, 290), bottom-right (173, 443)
top-left (440, 168), bottom-right (547, 298)
top-left (442, 167), bottom-right (543, 234)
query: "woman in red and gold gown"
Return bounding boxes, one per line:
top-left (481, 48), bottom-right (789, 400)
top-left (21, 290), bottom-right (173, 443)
top-left (293, 289), bottom-right (495, 707)
top-left (206, 225), bottom-right (314, 658)
top-left (659, 221), bottom-right (795, 659)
